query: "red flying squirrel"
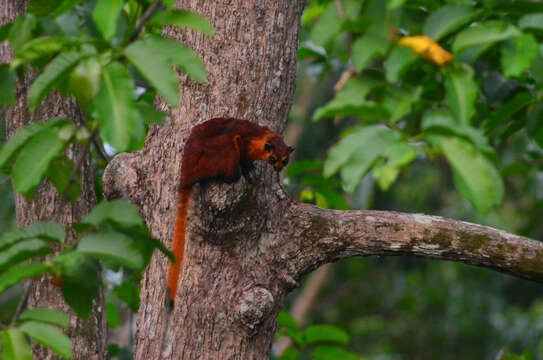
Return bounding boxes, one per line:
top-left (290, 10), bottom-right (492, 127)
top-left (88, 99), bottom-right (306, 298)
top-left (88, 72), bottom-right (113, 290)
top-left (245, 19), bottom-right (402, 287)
top-left (167, 117), bottom-right (294, 310)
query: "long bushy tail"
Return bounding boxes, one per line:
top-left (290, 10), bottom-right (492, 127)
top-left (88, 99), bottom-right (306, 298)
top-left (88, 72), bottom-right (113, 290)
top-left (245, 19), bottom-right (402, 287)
top-left (166, 187), bottom-right (191, 310)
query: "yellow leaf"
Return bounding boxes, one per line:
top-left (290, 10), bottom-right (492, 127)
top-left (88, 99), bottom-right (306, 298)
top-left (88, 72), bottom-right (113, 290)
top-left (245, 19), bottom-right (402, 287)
top-left (398, 35), bottom-right (452, 66)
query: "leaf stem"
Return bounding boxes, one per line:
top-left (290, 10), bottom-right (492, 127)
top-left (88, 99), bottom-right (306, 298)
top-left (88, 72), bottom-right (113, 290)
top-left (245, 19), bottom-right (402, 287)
top-left (92, 131), bottom-right (111, 163)
top-left (129, 1), bottom-right (166, 43)
top-left (10, 286), bottom-right (30, 325)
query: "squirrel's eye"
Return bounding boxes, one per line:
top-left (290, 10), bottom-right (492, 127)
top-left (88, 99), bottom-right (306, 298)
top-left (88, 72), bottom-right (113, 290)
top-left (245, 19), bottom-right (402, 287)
top-left (269, 157), bottom-right (276, 164)
top-left (265, 143), bottom-right (272, 151)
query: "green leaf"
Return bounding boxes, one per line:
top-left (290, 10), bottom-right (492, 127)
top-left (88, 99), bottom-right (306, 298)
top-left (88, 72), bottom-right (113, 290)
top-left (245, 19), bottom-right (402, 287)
top-left (422, 110), bottom-right (492, 153)
top-left (78, 200), bottom-right (144, 229)
top-left (500, 34), bottom-right (538, 78)
top-left (423, 4), bottom-right (476, 41)
top-left (160, 0), bottom-right (176, 9)
top-left (12, 126), bottom-right (67, 196)
top-left (300, 189), bottom-right (315, 203)
top-left (106, 303), bottom-right (121, 328)
top-left (28, 52), bottom-right (86, 110)
top-left (518, 13), bottom-right (543, 31)
top-left (0, 65), bottom-right (16, 105)
top-left (301, 175), bottom-right (341, 188)
top-left (373, 163), bottom-right (400, 190)
top-left (535, 127), bottom-right (543, 149)
top-left (46, 157), bottom-right (81, 202)
top-left (93, 62), bottom-right (137, 152)
top-left (385, 46), bottom-right (418, 83)
top-left (325, 126), bottom-right (399, 192)
top-left (382, 86), bottom-right (422, 123)
top-left (68, 57), bottom-right (102, 104)
top-left (277, 311), bottom-right (304, 347)
top-left (301, 2), bottom-right (326, 27)
top-left (19, 321), bottom-right (73, 359)
top-left (287, 159), bottom-right (323, 177)
top-left (0, 118), bottom-right (66, 172)
top-left (365, 0), bottom-right (387, 33)
top-left (0, 22), bottom-right (12, 43)
top-left (439, 137), bottom-right (504, 213)
top-left (452, 21), bottom-right (521, 54)
top-left (443, 64), bottom-right (478, 125)
top-left (277, 311), bottom-right (300, 332)
top-left (140, 36), bottom-right (206, 83)
top-left (532, 45), bottom-right (543, 86)
top-left (77, 230), bottom-right (144, 270)
top-left (527, 102), bottom-right (543, 136)
top-left (315, 192), bottom-right (329, 208)
top-left (325, 125), bottom-right (395, 178)
top-left (0, 239), bottom-right (52, 273)
top-left (314, 188), bottom-right (349, 210)
top-left (55, 253), bottom-right (100, 319)
top-left (113, 281), bottom-right (140, 311)
top-left (8, 14), bottom-right (38, 53)
top-left (0, 263), bottom-right (49, 295)
top-left (52, 0), bottom-right (86, 17)
top-left (313, 77), bottom-right (386, 121)
top-left (304, 325), bottom-right (349, 345)
top-left (19, 308), bottom-right (69, 328)
top-left (0, 221), bottom-right (65, 251)
top-left (483, 92), bottom-right (535, 133)
top-left (149, 10), bottom-right (214, 36)
top-left (311, 3), bottom-right (342, 48)
top-left (311, 345), bottom-right (360, 360)
top-left (92, 0), bottom-right (123, 40)
top-left (382, 142), bottom-right (418, 168)
top-left (0, 122), bottom-right (45, 172)
top-left (339, 131), bottom-right (400, 193)
top-left (352, 31), bottom-right (388, 72)
top-left (373, 142), bottom-right (418, 190)
top-left (124, 40), bottom-right (179, 106)
top-left (28, 0), bottom-right (63, 16)
top-left (12, 37), bottom-right (70, 67)
top-left (1, 328), bottom-right (32, 360)
top-left (276, 347), bottom-right (301, 360)
top-left (136, 102), bottom-right (165, 125)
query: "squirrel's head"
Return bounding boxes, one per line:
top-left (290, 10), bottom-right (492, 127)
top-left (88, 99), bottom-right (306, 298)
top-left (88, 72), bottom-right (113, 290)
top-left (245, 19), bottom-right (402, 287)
top-left (263, 135), bottom-right (295, 171)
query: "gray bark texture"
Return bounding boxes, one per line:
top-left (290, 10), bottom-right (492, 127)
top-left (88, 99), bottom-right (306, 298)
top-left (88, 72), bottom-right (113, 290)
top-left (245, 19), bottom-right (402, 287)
top-left (101, 1), bottom-right (543, 359)
top-left (1, 2), bottom-right (107, 359)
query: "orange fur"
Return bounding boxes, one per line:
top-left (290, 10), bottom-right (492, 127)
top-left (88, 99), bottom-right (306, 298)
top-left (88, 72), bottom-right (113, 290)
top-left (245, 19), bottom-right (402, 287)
top-left (166, 118), bottom-right (294, 309)
top-left (167, 187), bottom-right (190, 305)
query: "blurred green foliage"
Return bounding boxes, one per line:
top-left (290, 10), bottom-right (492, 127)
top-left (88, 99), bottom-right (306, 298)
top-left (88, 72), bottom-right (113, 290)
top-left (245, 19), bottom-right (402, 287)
top-left (280, 0), bottom-right (543, 358)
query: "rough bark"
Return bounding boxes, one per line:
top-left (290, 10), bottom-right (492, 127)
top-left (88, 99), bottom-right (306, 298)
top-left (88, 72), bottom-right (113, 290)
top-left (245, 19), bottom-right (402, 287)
top-left (282, 204), bottom-right (543, 283)
top-left (1, 2), bottom-right (107, 359)
top-left (101, 1), bottom-right (543, 359)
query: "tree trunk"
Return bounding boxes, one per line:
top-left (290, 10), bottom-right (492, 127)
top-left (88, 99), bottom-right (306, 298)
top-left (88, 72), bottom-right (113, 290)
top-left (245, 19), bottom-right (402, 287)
top-left (103, 0), bottom-right (305, 358)
top-left (102, 1), bottom-right (543, 359)
top-left (1, 2), bottom-right (107, 359)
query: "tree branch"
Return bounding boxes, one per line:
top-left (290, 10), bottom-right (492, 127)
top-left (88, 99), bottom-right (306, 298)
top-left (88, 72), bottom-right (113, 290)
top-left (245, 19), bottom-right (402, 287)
top-left (281, 202), bottom-right (543, 282)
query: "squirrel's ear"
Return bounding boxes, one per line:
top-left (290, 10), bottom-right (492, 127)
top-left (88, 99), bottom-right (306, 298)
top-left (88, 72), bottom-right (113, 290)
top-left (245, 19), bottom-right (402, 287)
top-left (287, 146), bottom-right (295, 154)
top-left (265, 143), bottom-right (272, 151)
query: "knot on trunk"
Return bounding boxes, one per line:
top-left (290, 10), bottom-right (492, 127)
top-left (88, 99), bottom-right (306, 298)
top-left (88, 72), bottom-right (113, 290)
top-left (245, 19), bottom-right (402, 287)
top-left (194, 181), bottom-right (266, 241)
top-left (237, 286), bottom-right (274, 336)
top-left (103, 153), bottom-right (140, 202)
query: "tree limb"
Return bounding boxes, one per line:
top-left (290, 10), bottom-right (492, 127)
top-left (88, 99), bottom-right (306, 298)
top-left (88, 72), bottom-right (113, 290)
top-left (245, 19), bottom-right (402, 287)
top-left (282, 202), bottom-right (543, 282)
